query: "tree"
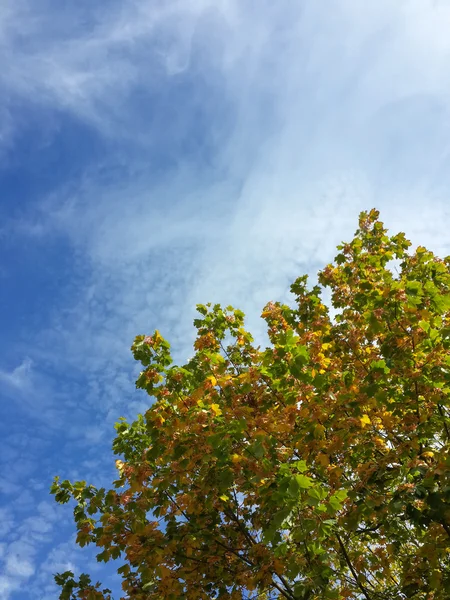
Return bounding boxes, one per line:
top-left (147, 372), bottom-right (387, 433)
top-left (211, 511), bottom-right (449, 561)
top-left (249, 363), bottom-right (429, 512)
top-left (52, 209), bottom-right (450, 599)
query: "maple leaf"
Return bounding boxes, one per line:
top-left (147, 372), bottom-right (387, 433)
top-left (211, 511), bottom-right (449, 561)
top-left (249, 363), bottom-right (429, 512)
top-left (210, 403), bottom-right (222, 416)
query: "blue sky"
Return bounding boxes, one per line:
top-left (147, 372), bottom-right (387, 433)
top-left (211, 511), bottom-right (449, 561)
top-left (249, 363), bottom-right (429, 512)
top-left (1, 0), bottom-right (450, 597)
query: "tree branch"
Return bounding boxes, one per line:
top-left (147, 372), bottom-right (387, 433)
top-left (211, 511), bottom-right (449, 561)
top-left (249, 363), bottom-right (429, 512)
top-left (336, 532), bottom-right (373, 600)
top-left (438, 404), bottom-right (450, 441)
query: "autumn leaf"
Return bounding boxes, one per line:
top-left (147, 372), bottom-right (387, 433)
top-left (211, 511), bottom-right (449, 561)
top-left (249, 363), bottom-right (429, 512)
top-left (359, 414), bottom-right (371, 428)
top-left (211, 403), bottom-right (222, 416)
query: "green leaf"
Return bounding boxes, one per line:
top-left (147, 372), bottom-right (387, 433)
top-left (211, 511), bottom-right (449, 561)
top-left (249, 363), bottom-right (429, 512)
top-left (218, 468), bottom-right (234, 490)
top-left (307, 486), bottom-right (327, 502)
top-left (96, 550), bottom-right (110, 563)
top-left (334, 489), bottom-right (348, 502)
top-left (250, 440), bottom-right (265, 459)
top-left (288, 477), bottom-right (301, 497)
top-left (271, 507), bottom-right (292, 529)
top-left (406, 280), bottom-right (423, 296)
top-left (328, 490), bottom-right (347, 512)
top-left (294, 474), bottom-right (313, 489)
top-left (419, 320), bottom-right (430, 333)
top-left (208, 433), bottom-right (224, 450)
top-left (370, 359), bottom-right (390, 374)
top-left (293, 460), bottom-right (308, 473)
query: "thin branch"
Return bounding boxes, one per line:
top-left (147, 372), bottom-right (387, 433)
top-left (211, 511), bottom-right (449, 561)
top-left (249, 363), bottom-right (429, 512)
top-left (438, 404), bottom-right (450, 441)
top-left (336, 532), bottom-right (373, 600)
top-left (223, 505), bottom-right (296, 600)
top-left (220, 341), bottom-right (242, 375)
top-left (355, 524), bottom-right (382, 535)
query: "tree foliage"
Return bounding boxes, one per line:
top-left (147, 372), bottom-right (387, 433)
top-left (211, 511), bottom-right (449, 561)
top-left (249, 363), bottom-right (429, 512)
top-left (52, 210), bottom-right (450, 599)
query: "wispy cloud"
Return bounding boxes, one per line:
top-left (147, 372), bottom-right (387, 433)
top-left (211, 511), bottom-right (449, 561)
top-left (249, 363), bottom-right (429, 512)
top-left (5, 554), bottom-right (35, 579)
top-left (0, 499), bottom-right (79, 600)
top-left (0, 577), bottom-right (19, 600)
top-left (28, 0), bottom-right (450, 365)
top-left (0, 358), bottom-right (33, 390)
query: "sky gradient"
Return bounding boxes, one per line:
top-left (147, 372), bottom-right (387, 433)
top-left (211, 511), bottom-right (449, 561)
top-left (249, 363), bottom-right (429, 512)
top-left (1, 1), bottom-right (450, 598)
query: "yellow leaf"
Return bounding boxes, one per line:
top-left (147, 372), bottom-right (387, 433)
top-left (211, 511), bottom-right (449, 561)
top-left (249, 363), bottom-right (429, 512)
top-left (219, 494), bottom-right (229, 501)
top-left (381, 410), bottom-right (394, 427)
top-left (360, 414), bottom-right (371, 428)
top-left (273, 558), bottom-right (284, 574)
top-left (314, 424), bottom-right (325, 439)
top-left (159, 565), bottom-right (171, 579)
top-left (329, 466), bottom-right (343, 480)
top-left (317, 453), bottom-right (330, 467)
top-left (211, 403), bottom-right (222, 416)
top-left (130, 480), bottom-right (141, 493)
top-left (231, 453), bottom-right (243, 463)
top-left (207, 375), bottom-right (217, 387)
top-left (422, 451), bottom-right (434, 459)
top-left (374, 436), bottom-right (387, 448)
top-left (192, 387), bottom-right (204, 401)
top-left (238, 372), bottom-right (251, 384)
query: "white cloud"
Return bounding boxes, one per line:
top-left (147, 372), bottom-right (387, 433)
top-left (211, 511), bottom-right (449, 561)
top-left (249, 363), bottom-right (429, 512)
top-left (5, 555), bottom-right (35, 579)
top-left (0, 359), bottom-right (33, 390)
top-left (0, 0), bottom-right (238, 139)
top-left (0, 496), bottom-right (70, 599)
top-left (0, 576), bottom-right (19, 600)
top-left (0, 481), bottom-right (20, 496)
top-left (0, 509), bottom-right (14, 539)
